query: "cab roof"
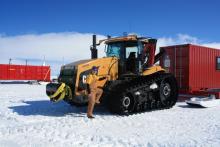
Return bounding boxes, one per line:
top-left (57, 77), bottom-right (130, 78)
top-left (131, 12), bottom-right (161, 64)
top-left (104, 35), bottom-right (151, 44)
top-left (98, 35), bottom-right (156, 45)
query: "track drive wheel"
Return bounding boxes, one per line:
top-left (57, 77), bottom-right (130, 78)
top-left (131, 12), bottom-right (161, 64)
top-left (159, 74), bottom-right (178, 108)
top-left (108, 92), bottom-right (136, 114)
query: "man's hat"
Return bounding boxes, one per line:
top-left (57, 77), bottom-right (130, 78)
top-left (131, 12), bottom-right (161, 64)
top-left (92, 66), bottom-right (99, 72)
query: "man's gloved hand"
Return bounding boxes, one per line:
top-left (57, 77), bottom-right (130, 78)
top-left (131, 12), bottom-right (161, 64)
top-left (105, 75), bottom-right (111, 80)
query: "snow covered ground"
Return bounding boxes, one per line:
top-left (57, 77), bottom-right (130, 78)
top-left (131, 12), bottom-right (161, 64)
top-left (0, 84), bottom-right (220, 147)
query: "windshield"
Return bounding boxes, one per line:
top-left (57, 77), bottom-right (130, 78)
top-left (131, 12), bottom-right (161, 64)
top-left (106, 41), bottom-right (144, 59)
top-left (106, 43), bottom-right (121, 57)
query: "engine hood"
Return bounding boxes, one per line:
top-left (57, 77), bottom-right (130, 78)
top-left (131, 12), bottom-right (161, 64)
top-left (62, 59), bottom-right (93, 69)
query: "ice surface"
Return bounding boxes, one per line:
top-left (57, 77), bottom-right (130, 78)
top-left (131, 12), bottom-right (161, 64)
top-left (0, 84), bottom-right (220, 147)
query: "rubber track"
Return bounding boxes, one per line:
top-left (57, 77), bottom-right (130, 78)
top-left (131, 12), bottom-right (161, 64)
top-left (105, 72), bottom-right (178, 114)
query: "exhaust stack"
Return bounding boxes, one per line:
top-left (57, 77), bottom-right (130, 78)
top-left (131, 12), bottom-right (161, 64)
top-left (91, 35), bottom-right (98, 59)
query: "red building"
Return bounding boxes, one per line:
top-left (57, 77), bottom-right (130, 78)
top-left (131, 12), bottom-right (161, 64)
top-left (0, 64), bottom-right (50, 82)
top-left (160, 44), bottom-right (220, 98)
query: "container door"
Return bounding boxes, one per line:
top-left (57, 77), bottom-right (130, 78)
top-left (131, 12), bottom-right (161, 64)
top-left (174, 46), bottom-right (189, 90)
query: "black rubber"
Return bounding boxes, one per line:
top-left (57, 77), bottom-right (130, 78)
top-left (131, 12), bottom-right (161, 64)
top-left (104, 72), bottom-right (178, 114)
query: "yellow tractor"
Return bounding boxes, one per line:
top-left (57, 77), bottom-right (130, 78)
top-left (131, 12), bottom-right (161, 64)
top-left (46, 34), bottom-right (178, 114)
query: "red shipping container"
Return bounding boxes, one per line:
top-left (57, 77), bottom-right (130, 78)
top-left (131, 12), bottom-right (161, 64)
top-left (160, 44), bottom-right (220, 95)
top-left (0, 64), bottom-right (50, 82)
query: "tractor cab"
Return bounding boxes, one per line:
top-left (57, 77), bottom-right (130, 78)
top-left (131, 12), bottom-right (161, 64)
top-left (104, 35), bottom-right (157, 75)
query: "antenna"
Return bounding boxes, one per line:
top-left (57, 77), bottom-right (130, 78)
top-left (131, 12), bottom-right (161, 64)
top-left (62, 57), bottom-right (65, 66)
top-left (123, 32), bottom-right (128, 36)
top-left (128, 22), bottom-right (132, 33)
top-left (107, 35), bottom-right (111, 39)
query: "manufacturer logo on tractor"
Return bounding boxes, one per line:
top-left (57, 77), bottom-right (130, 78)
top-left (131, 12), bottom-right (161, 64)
top-left (82, 75), bottom-right (87, 83)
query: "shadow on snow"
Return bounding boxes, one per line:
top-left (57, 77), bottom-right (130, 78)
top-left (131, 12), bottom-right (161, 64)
top-left (178, 104), bottom-right (204, 109)
top-left (9, 100), bottom-right (112, 117)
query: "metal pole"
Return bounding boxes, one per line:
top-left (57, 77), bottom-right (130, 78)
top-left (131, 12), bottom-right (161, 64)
top-left (25, 59), bottom-right (27, 79)
top-left (43, 55), bottom-right (46, 66)
top-left (62, 57), bottom-right (64, 66)
top-left (8, 58), bottom-right (12, 79)
top-left (179, 47), bottom-right (182, 88)
top-left (174, 47), bottom-right (176, 77)
top-left (9, 58), bottom-right (12, 65)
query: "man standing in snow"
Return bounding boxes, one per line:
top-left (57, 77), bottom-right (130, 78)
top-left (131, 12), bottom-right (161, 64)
top-left (86, 66), bottom-right (107, 119)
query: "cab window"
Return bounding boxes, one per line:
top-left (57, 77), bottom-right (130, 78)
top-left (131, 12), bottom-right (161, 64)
top-left (126, 46), bottom-right (138, 58)
top-left (106, 43), bottom-right (121, 57)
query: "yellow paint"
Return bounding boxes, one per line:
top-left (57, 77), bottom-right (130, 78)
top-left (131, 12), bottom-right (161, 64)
top-left (75, 57), bottom-right (118, 95)
top-left (74, 57), bottom-right (164, 96)
top-left (142, 65), bottom-right (165, 76)
top-left (86, 74), bottom-right (99, 85)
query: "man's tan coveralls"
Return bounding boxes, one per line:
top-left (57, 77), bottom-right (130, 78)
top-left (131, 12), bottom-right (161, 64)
top-left (86, 74), bottom-right (106, 117)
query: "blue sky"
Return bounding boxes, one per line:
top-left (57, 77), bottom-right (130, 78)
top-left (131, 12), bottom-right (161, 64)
top-left (0, 0), bottom-right (220, 76)
top-left (0, 0), bottom-right (219, 42)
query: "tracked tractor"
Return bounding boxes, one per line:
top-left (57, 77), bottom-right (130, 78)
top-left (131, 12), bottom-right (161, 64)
top-left (46, 34), bottom-right (178, 114)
